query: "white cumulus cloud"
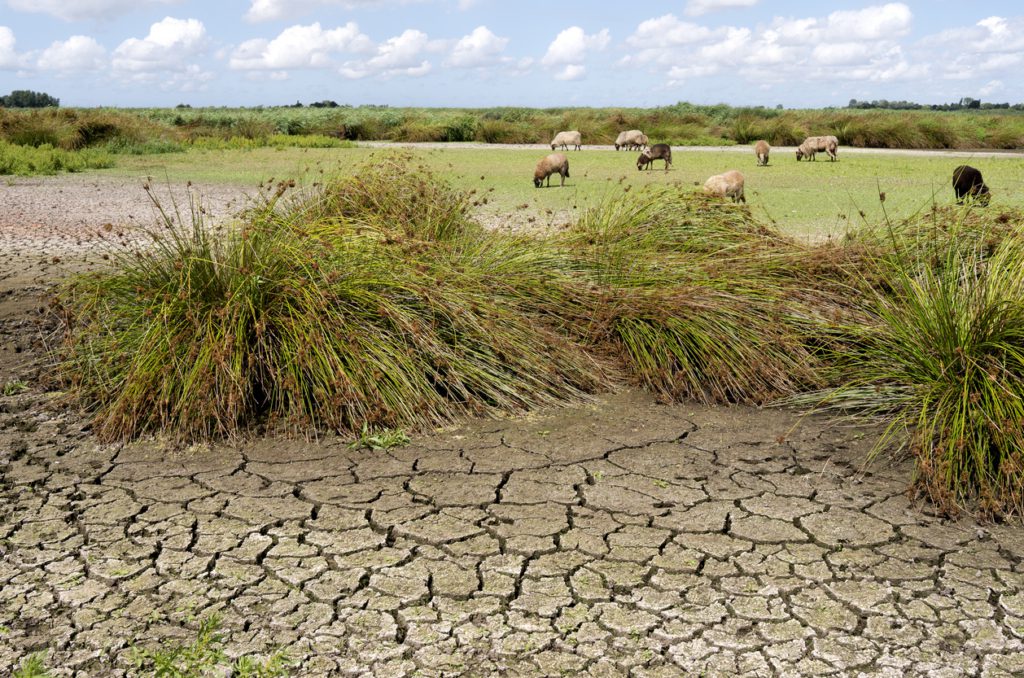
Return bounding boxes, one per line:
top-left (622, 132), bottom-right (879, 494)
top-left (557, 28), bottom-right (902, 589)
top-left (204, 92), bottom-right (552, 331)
top-left (626, 15), bottom-right (718, 48)
top-left (554, 64), bottom-right (585, 81)
top-left (826, 3), bottom-right (912, 41)
top-left (229, 22), bottom-right (372, 70)
top-left (340, 28), bottom-right (442, 79)
top-left (685, 0), bottom-right (759, 18)
top-left (542, 26), bottom-right (609, 66)
top-left (113, 17), bottom-right (206, 72)
top-left (245, 0), bottom-right (425, 23)
top-left (6, 0), bottom-right (178, 21)
top-left (445, 26), bottom-right (508, 68)
top-left (38, 36), bottom-right (107, 73)
top-left (622, 4), bottom-right (926, 89)
top-left (541, 26), bottom-right (608, 81)
top-left (0, 26), bottom-right (18, 69)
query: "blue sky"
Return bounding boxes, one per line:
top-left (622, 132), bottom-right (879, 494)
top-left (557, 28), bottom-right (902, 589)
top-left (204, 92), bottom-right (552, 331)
top-left (0, 1), bottom-right (1022, 108)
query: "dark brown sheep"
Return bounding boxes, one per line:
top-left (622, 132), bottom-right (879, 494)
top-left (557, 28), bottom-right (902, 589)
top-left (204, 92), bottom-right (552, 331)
top-left (952, 165), bottom-right (991, 205)
top-left (637, 144), bottom-right (672, 172)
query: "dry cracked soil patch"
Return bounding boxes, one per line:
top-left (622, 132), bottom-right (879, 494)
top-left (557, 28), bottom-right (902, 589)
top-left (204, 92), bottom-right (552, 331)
top-left (2, 175), bottom-right (1024, 677)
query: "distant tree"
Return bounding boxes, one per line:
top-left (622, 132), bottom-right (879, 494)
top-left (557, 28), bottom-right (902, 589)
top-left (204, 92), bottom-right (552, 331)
top-left (175, 103), bottom-right (192, 109)
top-left (0, 90), bottom-right (60, 108)
top-left (309, 100), bottom-right (340, 108)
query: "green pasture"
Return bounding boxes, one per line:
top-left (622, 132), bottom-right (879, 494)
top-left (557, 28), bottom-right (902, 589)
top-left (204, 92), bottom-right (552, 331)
top-left (101, 145), bottom-right (1024, 238)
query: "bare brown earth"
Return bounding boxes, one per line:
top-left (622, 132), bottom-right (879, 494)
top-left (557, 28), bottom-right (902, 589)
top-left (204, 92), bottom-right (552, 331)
top-left (2, 176), bottom-right (1024, 676)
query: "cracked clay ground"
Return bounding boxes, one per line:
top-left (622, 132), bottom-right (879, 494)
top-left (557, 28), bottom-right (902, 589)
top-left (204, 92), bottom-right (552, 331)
top-left (3, 177), bottom-right (1024, 677)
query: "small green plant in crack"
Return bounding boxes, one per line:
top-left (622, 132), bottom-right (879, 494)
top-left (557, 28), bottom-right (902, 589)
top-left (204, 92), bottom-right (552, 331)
top-left (13, 652), bottom-right (51, 678)
top-left (130, 613), bottom-right (291, 677)
top-left (2, 379), bottom-right (28, 396)
top-left (348, 423), bottom-right (411, 451)
top-left (652, 479), bottom-right (670, 489)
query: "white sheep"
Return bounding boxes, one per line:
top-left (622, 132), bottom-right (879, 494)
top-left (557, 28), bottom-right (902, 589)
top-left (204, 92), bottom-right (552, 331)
top-left (754, 140), bottom-right (770, 166)
top-left (703, 170), bottom-right (746, 203)
top-left (534, 153), bottom-right (570, 188)
top-left (615, 130), bottom-right (646, 151)
top-left (551, 130), bottom-right (582, 151)
top-left (796, 135), bottom-right (838, 161)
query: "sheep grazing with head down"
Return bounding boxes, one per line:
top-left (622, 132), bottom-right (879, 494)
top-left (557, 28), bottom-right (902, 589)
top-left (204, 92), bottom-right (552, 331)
top-left (952, 165), bottom-right (991, 205)
top-left (796, 135), bottom-right (838, 161)
top-left (534, 153), bottom-right (570, 188)
top-left (551, 130), bottom-right (582, 151)
top-left (637, 143), bottom-right (672, 172)
top-left (703, 170), bottom-right (746, 203)
top-left (615, 130), bottom-right (646, 151)
top-left (754, 140), bottom-right (770, 166)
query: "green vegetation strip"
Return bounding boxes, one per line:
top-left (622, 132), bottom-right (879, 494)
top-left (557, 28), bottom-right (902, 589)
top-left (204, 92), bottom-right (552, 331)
top-left (53, 154), bottom-right (1024, 516)
top-left (2, 103), bottom-right (1023, 177)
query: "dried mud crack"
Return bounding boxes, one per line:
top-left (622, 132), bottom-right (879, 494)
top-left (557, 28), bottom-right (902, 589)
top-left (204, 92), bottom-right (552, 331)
top-left (2, 176), bottom-right (1024, 677)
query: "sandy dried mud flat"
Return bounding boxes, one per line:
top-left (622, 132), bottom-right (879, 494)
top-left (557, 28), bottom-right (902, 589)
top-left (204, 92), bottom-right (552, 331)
top-left (2, 176), bottom-right (1024, 677)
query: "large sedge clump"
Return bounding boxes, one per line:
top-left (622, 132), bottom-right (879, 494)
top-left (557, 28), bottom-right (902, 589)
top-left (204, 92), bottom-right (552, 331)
top-left (55, 161), bottom-right (608, 442)
top-left (824, 220), bottom-right (1024, 516)
top-left (558, 188), bottom-right (823, 404)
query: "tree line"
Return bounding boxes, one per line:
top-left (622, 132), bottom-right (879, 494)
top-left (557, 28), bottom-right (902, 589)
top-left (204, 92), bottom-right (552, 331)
top-left (0, 90), bottom-right (60, 108)
top-left (848, 97), bottom-right (1024, 111)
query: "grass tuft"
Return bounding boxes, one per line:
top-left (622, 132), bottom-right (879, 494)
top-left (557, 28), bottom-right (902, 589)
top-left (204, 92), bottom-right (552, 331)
top-left (349, 423), bottom-right (411, 451)
top-left (55, 159), bottom-right (608, 442)
top-left (129, 613), bottom-right (291, 677)
top-left (820, 217), bottom-right (1024, 516)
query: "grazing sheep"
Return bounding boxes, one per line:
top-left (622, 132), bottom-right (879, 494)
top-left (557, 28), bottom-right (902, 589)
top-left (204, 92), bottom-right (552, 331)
top-left (534, 153), bottom-right (570, 188)
top-left (952, 165), bottom-right (991, 205)
top-left (637, 143), bottom-right (672, 172)
top-left (754, 140), bottom-right (770, 166)
top-left (615, 130), bottom-right (646, 151)
top-left (703, 170), bottom-right (746, 203)
top-left (551, 130), bottom-right (582, 151)
top-left (796, 135), bottom-right (839, 161)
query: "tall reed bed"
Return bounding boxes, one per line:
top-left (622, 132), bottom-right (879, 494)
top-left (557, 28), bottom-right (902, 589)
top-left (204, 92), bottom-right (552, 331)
top-left (6, 105), bottom-right (1023, 154)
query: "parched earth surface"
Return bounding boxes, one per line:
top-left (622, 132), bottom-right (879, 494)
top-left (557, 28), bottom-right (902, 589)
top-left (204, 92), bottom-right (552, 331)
top-left (2, 176), bottom-right (1024, 677)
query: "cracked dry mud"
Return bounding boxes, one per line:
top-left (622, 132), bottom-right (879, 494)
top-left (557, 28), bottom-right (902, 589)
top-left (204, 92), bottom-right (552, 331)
top-left (3, 176), bottom-right (1024, 677)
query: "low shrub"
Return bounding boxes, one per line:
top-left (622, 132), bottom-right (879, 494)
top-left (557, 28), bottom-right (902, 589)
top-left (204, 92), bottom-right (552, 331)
top-left (0, 140), bottom-right (114, 175)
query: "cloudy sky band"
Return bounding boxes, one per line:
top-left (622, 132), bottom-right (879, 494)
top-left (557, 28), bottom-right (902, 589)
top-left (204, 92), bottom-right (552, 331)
top-left (0, 0), bottom-right (1020, 107)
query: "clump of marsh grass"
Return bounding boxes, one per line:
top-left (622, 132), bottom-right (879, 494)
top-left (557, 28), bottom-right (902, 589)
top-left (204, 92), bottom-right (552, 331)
top-left (559, 187), bottom-right (822, 404)
top-left (55, 163), bottom-right (608, 442)
top-left (812, 211), bottom-right (1024, 516)
top-left (292, 151), bottom-right (475, 242)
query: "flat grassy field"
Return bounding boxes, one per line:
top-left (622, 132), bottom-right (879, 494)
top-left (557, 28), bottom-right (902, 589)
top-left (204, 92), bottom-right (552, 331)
top-left (103, 145), bottom-right (1024, 238)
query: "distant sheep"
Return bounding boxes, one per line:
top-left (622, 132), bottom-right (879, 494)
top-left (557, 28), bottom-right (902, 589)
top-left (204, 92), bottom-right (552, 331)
top-left (703, 170), bottom-right (746, 203)
top-left (551, 130), bottom-right (582, 151)
top-left (637, 143), bottom-right (672, 172)
top-left (796, 135), bottom-right (838, 161)
top-left (615, 130), bottom-right (646, 151)
top-left (534, 153), bottom-right (570, 188)
top-left (754, 140), bottom-right (770, 166)
top-left (952, 165), bottom-right (991, 205)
